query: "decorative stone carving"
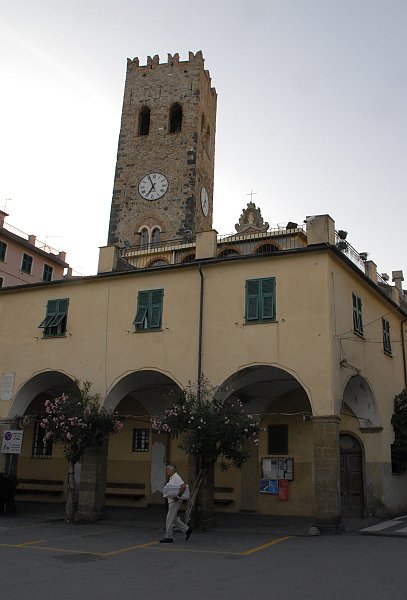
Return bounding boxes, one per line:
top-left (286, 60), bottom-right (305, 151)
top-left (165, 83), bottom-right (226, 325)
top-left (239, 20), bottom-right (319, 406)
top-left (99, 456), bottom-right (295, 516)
top-left (235, 202), bottom-right (269, 234)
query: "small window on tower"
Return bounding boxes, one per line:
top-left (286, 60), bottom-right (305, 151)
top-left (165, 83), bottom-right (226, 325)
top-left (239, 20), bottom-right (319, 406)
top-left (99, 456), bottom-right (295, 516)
top-left (151, 227), bottom-right (161, 246)
top-left (169, 103), bottom-right (182, 133)
top-left (140, 228), bottom-right (149, 249)
top-left (139, 107), bottom-right (151, 136)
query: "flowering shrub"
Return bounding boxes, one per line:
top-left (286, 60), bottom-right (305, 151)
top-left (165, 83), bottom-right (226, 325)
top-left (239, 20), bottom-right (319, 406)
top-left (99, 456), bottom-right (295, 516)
top-left (152, 378), bottom-right (259, 469)
top-left (41, 380), bottom-right (123, 465)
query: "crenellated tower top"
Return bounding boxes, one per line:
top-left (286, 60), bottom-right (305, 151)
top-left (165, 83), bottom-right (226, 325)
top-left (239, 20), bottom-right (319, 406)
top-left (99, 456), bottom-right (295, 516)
top-left (108, 51), bottom-right (217, 247)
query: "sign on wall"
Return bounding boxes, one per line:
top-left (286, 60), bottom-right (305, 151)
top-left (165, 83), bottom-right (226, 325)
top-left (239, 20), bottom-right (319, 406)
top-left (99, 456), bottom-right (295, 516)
top-left (1, 430), bottom-right (24, 454)
top-left (261, 457), bottom-right (294, 481)
top-left (0, 372), bottom-right (16, 401)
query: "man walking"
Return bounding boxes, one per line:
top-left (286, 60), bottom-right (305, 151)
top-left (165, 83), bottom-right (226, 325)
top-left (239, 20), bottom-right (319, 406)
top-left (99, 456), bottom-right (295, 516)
top-left (160, 464), bottom-right (192, 543)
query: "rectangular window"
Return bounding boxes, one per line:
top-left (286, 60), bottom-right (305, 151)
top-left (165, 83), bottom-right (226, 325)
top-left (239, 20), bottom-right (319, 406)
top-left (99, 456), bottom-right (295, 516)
top-left (21, 253), bottom-right (33, 274)
top-left (352, 293), bottom-right (363, 336)
top-left (0, 277), bottom-right (3, 288)
top-left (0, 241), bottom-right (6, 262)
top-left (134, 289), bottom-right (163, 331)
top-left (382, 318), bottom-right (392, 355)
top-left (42, 264), bottom-right (53, 282)
top-left (132, 428), bottom-right (150, 452)
top-left (245, 277), bottom-right (276, 323)
top-left (38, 298), bottom-right (69, 337)
top-left (268, 425), bottom-right (288, 454)
top-left (32, 419), bottom-right (53, 459)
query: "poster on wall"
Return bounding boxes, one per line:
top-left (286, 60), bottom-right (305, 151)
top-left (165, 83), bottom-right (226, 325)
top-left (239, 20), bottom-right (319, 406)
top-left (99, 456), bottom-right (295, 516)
top-left (259, 479), bottom-right (279, 494)
top-left (278, 479), bottom-right (289, 500)
top-left (261, 457), bottom-right (294, 481)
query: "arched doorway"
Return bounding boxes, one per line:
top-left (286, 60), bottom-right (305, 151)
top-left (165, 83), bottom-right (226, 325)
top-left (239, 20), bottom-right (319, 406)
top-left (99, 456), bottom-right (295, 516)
top-left (340, 433), bottom-right (364, 517)
top-left (218, 365), bottom-right (312, 515)
top-left (105, 370), bottom-right (183, 506)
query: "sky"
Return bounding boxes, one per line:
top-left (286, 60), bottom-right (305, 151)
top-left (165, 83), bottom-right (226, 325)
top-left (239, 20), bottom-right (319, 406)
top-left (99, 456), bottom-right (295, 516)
top-left (1, 0), bottom-right (406, 279)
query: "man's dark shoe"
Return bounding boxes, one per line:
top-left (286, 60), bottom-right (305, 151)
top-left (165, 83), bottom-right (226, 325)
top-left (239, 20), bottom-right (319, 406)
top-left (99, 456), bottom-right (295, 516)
top-left (159, 538), bottom-right (173, 543)
top-left (186, 527), bottom-right (193, 541)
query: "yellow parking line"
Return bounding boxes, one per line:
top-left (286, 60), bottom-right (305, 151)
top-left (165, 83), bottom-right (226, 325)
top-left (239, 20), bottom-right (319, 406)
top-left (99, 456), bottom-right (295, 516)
top-left (15, 540), bottom-right (46, 547)
top-left (241, 536), bottom-right (292, 555)
top-left (149, 546), bottom-right (242, 556)
top-left (102, 541), bottom-right (158, 556)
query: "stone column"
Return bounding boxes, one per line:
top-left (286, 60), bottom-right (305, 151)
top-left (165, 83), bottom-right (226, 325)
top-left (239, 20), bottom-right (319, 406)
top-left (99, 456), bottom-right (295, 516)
top-left (76, 441), bottom-right (108, 522)
top-left (312, 416), bottom-right (343, 534)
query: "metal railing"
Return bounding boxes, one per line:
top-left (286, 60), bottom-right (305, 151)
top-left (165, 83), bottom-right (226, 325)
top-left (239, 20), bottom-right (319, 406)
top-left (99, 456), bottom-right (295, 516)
top-left (3, 222), bottom-right (62, 257)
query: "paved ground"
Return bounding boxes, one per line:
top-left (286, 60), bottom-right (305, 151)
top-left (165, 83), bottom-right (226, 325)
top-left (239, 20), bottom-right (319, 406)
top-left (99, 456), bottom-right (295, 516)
top-left (1, 503), bottom-right (406, 600)
top-left (360, 514), bottom-right (407, 537)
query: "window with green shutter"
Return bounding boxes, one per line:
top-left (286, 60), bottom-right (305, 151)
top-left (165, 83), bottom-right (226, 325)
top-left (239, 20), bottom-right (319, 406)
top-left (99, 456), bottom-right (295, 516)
top-left (42, 264), bottom-right (53, 282)
top-left (245, 278), bottom-right (276, 323)
top-left (382, 318), bottom-right (392, 355)
top-left (38, 298), bottom-right (69, 337)
top-left (352, 293), bottom-right (363, 336)
top-left (134, 289), bottom-right (163, 331)
top-left (21, 253), bottom-right (33, 274)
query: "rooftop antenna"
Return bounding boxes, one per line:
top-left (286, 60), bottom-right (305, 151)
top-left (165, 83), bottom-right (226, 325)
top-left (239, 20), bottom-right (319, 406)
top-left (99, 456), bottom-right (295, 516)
top-left (2, 198), bottom-right (11, 212)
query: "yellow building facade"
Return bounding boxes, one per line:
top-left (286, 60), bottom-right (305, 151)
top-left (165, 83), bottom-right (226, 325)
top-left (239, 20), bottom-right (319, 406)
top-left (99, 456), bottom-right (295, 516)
top-left (0, 216), bottom-right (406, 526)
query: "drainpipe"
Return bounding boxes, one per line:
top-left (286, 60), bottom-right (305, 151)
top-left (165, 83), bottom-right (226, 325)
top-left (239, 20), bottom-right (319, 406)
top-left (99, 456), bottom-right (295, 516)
top-left (198, 264), bottom-right (204, 398)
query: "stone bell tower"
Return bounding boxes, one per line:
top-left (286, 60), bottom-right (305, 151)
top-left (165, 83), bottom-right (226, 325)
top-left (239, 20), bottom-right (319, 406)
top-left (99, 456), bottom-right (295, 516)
top-left (107, 51), bottom-right (217, 247)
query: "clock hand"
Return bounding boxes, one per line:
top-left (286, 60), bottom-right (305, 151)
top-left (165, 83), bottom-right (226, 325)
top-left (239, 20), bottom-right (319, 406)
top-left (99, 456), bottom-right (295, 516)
top-left (147, 176), bottom-right (157, 195)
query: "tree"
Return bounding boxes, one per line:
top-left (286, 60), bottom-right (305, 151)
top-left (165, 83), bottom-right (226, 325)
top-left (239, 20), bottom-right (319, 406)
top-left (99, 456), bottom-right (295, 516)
top-left (152, 378), bottom-right (260, 524)
top-left (391, 389), bottom-right (407, 473)
top-left (41, 380), bottom-right (123, 522)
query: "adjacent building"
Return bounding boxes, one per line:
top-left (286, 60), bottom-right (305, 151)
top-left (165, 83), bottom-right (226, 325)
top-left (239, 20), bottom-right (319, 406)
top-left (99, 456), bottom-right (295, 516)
top-left (0, 211), bottom-right (69, 288)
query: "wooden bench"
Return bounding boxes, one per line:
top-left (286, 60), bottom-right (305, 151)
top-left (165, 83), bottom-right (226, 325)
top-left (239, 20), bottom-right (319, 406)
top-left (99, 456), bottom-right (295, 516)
top-left (16, 478), bottom-right (64, 497)
top-left (105, 482), bottom-right (146, 501)
top-left (214, 486), bottom-right (234, 505)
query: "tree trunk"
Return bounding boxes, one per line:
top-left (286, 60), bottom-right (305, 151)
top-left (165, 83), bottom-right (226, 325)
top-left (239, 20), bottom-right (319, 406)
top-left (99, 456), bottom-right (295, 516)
top-left (65, 461), bottom-right (78, 522)
top-left (185, 464), bottom-right (207, 525)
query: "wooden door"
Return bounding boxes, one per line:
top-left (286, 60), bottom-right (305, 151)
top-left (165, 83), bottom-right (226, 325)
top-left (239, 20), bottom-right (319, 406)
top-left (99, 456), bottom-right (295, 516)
top-left (340, 434), bottom-right (364, 517)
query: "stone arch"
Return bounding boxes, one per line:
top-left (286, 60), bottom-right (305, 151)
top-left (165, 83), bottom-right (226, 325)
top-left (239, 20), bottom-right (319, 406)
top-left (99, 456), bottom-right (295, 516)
top-left (217, 364), bottom-right (313, 417)
top-left (340, 375), bottom-right (381, 429)
top-left (105, 369), bottom-right (182, 415)
top-left (9, 370), bottom-right (76, 418)
top-left (216, 364), bottom-right (313, 513)
top-left (254, 242), bottom-right (280, 254)
top-left (218, 247), bottom-right (240, 258)
top-left (104, 369), bottom-right (184, 505)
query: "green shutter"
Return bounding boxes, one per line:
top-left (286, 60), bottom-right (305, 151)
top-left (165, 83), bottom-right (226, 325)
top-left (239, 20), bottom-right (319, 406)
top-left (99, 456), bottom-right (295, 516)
top-left (246, 280), bottom-right (260, 321)
top-left (39, 299), bottom-right (68, 332)
top-left (150, 289), bottom-right (163, 328)
top-left (134, 289), bottom-right (163, 330)
top-left (352, 293), bottom-right (363, 334)
top-left (261, 278), bottom-right (275, 320)
top-left (383, 319), bottom-right (391, 353)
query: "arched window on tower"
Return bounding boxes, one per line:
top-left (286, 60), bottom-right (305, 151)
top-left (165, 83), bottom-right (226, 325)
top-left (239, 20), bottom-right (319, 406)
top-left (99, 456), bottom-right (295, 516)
top-left (139, 107), bottom-right (151, 136)
top-left (140, 227), bottom-right (149, 248)
top-left (151, 227), bottom-right (161, 246)
top-left (169, 103), bottom-right (183, 133)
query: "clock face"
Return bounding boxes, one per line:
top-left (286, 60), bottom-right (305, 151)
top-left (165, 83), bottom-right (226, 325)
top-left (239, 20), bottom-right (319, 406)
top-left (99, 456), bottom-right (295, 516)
top-left (200, 187), bottom-right (209, 216)
top-left (138, 173), bottom-right (169, 201)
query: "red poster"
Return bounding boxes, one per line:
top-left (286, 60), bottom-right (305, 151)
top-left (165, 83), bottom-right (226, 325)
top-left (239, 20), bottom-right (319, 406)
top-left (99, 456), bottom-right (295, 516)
top-left (278, 479), bottom-right (289, 500)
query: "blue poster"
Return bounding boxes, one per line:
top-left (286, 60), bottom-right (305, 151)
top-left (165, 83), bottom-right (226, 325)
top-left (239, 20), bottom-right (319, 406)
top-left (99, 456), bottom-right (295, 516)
top-left (259, 478), bottom-right (279, 494)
